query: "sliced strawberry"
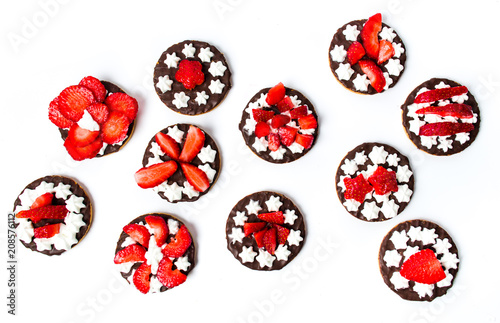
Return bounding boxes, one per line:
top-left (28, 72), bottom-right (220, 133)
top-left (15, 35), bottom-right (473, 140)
top-left (415, 104), bottom-right (473, 119)
top-left (145, 215), bottom-right (169, 247)
top-left (134, 161), bottom-right (178, 189)
top-left (276, 96), bottom-right (294, 112)
top-left (271, 115), bottom-right (291, 129)
top-left (290, 105), bottom-right (308, 119)
top-left (358, 59), bottom-right (386, 93)
top-left (274, 224), bottom-right (290, 245)
top-left (86, 102), bottom-right (109, 125)
top-left (263, 226), bottom-right (277, 255)
top-left (34, 223), bottom-right (61, 239)
top-left (30, 193), bottom-right (53, 209)
top-left (255, 122), bottom-right (271, 138)
top-left (162, 225), bottom-right (192, 258)
top-left (252, 109), bottom-right (275, 122)
top-left (156, 257), bottom-right (187, 289)
top-left (58, 85), bottom-right (96, 122)
top-left (64, 136), bottom-right (103, 161)
top-left (257, 211), bottom-right (284, 224)
top-left (156, 132), bottom-right (180, 160)
top-left (104, 92), bottom-right (138, 122)
top-left (297, 114), bottom-right (318, 130)
top-left (347, 41), bottom-right (366, 65)
top-left (360, 13), bottom-right (382, 60)
top-left (368, 166), bottom-right (398, 195)
top-left (253, 229), bottom-right (267, 249)
top-left (414, 86), bottom-right (468, 104)
top-left (268, 133), bottom-right (281, 152)
top-left (16, 205), bottom-right (68, 223)
top-left (175, 59), bottom-right (205, 90)
top-left (133, 263), bottom-right (151, 294)
top-left (180, 162), bottom-right (210, 192)
top-left (179, 125), bottom-right (205, 163)
top-left (266, 82), bottom-right (286, 105)
top-left (343, 174), bottom-right (374, 203)
top-left (400, 249), bottom-right (446, 284)
top-left (377, 40), bottom-right (395, 65)
top-left (49, 96), bottom-right (74, 128)
top-left (123, 224), bottom-right (150, 248)
top-left (295, 133), bottom-right (314, 149)
top-left (243, 222), bottom-right (267, 237)
top-left (101, 111), bottom-right (130, 144)
top-left (419, 122), bottom-right (474, 136)
top-left (114, 244), bottom-right (147, 264)
top-left (278, 126), bottom-right (298, 146)
top-left (68, 124), bottom-right (100, 147)
top-left (79, 76), bottom-right (106, 103)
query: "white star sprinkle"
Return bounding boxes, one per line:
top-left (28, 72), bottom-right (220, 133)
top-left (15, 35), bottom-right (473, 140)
top-left (440, 252), bottom-right (459, 270)
top-left (269, 147), bottom-right (287, 160)
top-left (413, 283), bottom-right (434, 298)
top-left (403, 245), bottom-right (420, 261)
top-left (369, 146), bottom-right (388, 165)
top-left (174, 256), bottom-right (191, 271)
top-left (228, 227), bottom-right (245, 244)
top-left (182, 181), bottom-right (200, 199)
top-left (396, 165), bottom-right (413, 183)
top-left (390, 230), bottom-right (409, 250)
top-left (335, 63), bottom-right (354, 81)
top-left (386, 153), bottom-right (400, 167)
top-left (275, 245), bottom-right (291, 261)
top-left (379, 27), bottom-right (396, 42)
top-left (421, 228), bottom-right (438, 245)
top-left (245, 200), bottom-right (262, 215)
top-left (66, 195), bottom-right (85, 213)
top-left (385, 58), bottom-right (404, 76)
top-left (172, 92), bottom-right (190, 109)
top-left (208, 61), bottom-right (227, 77)
top-left (182, 43), bottom-right (196, 58)
top-left (390, 272), bottom-right (409, 290)
top-left (252, 137), bottom-right (268, 152)
top-left (198, 47), bottom-right (214, 62)
top-left (352, 73), bottom-right (370, 92)
top-left (197, 145), bottom-right (217, 163)
top-left (284, 209), bottom-right (298, 225)
top-left (393, 184), bottom-right (413, 203)
top-left (287, 229), bottom-right (303, 246)
top-left (167, 125), bottom-right (184, 143)
top-left (361, 201), bottom-right (380, 220)
top-left (341, 159), bottom-right (358, 175)
top-left (164, 52), bottom-right (181, 68)
top-left (239, 246), bottom-right (257, 263)
top-left (330, 45), bottom-right (347, 62)
top-left (208, 79), bottom-right (225, 94)
top-left (162, 182), bottom-right (183, 202)
top-left (433, 238), bottom-right (452, 255)
top-left (407, 226), bottom-right (423, 242)
top-left (255, 249), bottom-right (275, 268)
top-left (383, 249), bottom-right (402, 268)
top-left (380, 199), bottom-right (399, 219)
top-left (198, 164), bottom-right (216, 183)
top-left (53, 183), bottom-right (72, 200)
top-left (343, 199), bottom-right (360, 212)
top-left (265, 196), bottom-right (283, 212)
top-left (195, 91), bottom-right (209, 105)
top-left (392, 42), bottom-right (405, 58)
top-left (383, 72), bottom-right (394, 91)
top-left (233, 211), bottom-right (248, 226)
top-left (342, 24), bottom-right (360, 41)
top-left (156, 75), bottom-right (173, 93)
top-left (168, 219), bottom-right (179, 235)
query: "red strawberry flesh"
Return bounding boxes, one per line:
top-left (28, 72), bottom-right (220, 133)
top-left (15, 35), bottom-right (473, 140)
top-left (347, 41), bottom-right (366, 65)
top-left (79, 76), bottom-right (106, 103)
top-left (86, 102), bottom-right (109, 124)
top-left (104, 92), bottom-right (138, 122)
top-left (145, 215), bottom-right (169, 247)
top-left (400, 249), bottom-right (446, 284)
top-left (276, 96), bottom-right (294, 112)
top-left (263, 227), bottom-right (277, 255)
top-left (268, 133), bottom-right (281, 152)
top-left (377, 39), bottom-right (395, 65)
top-left (368, 166), bottom-right (398, 195)
top-left (16, 205), bottom-right (68, 223)
top-left (266, 83), bottom-right (286, 105)
top-left (297, 114), bottom-right (318, 130)
top-left (49, 96), bottom-right (74, 128)
top-left (274, 224), bottom-right (290, 245)
top-left (255, 122), bottom-right (271, 138)
top-left (278, 126), bottom-right (298, 146)
top-left (114, 244), bottom-right (147, 264)
top-left (358, 59), bottom-right (386, 93)
top-left (68, 124), bottom-right (100, 147)
top-left (31, 193), bottom-right (53, 209)
top-left (123, 223), bottom-right (150, 248)
top-left (252, 109), bottom-right (275, 122)
top-left (244, 222), bottom-right (267, 237)
top-left (64, 136), bottom-right (103, 161)
top-left (157, 257), bottom-right (187, 289)
top-left (360, 13), bottom-right (382, 60)
top-left (100, 111), bottom-right (131, 145)
top-left (179, 125), bottom-right (205, 163)
top-left (271, 115), bottom-right (291, 129)
top-left (180, 162), bottom-right (210, 192)
top-left (156, 132), bottom-right (180, 160)
top-left (133, 263), bottom-right (151, 294)
top-left (295, 133), bottom-right (314, 149)
top-left (419, 122), bottom-right (474, 136)
top-left (34, 223), bottom-right (61, 239)
top-left (134, 160), bottom-right (178, 189)
top-left (343, 174), bottom-right (373, 203)
top-left (58, 85), bottom-right (96, 122)
top-left (257, 211), bottom-right (284, 224)
top-left (414, 86), bottom-right (468, 104)
top-left (162, 225), bottom-right (192, 258)
top-left (175, 59), bottom-right (205, 90)
top-left (415, 104), bottom-right (473, 119)
top-left (290, 105), bottom-right (308, 119)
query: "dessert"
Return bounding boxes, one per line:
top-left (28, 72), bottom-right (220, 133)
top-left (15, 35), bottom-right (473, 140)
top-left (114, 213), bottom-right (195, 294)
top-left (13, 175), bottom-right (92, 256)
top-left (329, 13), bottom-right (406, 94)
top-left (239, 82), bottom-right (319, 163)
top-left (379, 219), bottom-right (460, 301)
top-left (135, 124), bottom-right (220, 203)
top-left (401, 78), bottom-right (480, 155)
top-left (225, 191), bottom-right (306, 271)
top-left (335, 142), bottom-right (414, 222)
top-left (49, 76), bottom-right (138, 161)
top-left (153, 40), bottom-right (232, 115)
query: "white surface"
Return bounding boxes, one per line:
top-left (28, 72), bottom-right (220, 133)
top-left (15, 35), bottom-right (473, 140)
top-left (1, 0), bottom-right (500, 322)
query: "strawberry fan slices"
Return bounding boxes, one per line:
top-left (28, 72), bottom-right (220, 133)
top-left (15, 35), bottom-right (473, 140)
top-left (49, 76), bottom-right (138, 161)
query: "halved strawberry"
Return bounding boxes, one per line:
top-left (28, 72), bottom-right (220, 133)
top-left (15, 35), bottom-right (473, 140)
top-left (271, 115), bottom-right (291, 129)
top-left (104, 92), bottom-right (138, 122)
top-left (64, 136), bottom-right (103, 161)
top-left (68, 124), bottom-right (100, 147)
top-left (360, 13), bottom-right (382, 60)
top-left (358, 59), bottom-right (386, 93)
top-left (295, 133), bottom-right (314, 149)
top-left (79, 76), bottom-right (106, 103)
top-left (145, 215), bottom-right (169, 247)
top-left (133, 263), bottom-right (151, 294)
top-left (114, 244), bottom-right (147, 264)
top-left (347, 41), bottom-right (366, 65)
top-left (30, 193), bottom-right (53, 209)
top-left (268, 133), bottom-right (281, 151)
top-left (162, 225), bottom-right (192, 258)
top-left (34, 223), bottom-right (61, 239)
top-left (400, 249), bottom-right (446, 284)
top-left (257, 211), bottom-right (284, 224)
top-left (343, 174), bottom-right (374, 203)
top-left (255, 122), bottom-right (271, 138)
top-left (49, 96), bottom-right (74, 128)
top-left (156, 257), bottom-right (187, 289)
top-left (86, 102), bottom-right (109, 124)
top-left (180, 163), bottom-right (210, 192)
top-left (58, 85), bottom-right (96, 122)
top-left (297, 114), bottom-right (318, 130)
top-left (415, 104), bottom-right (473, 119)
top-left (368, 166), bottom-right (398, 195)
top-left (377, 40), bottom-right (395, 64)
top-left (16, 205), bottom-right (68, 223)
top-left (134, 161), bottom-right (178, 189)
top-left (414, 86), bottom-right (469, 104)
top-left (290, 105), bottom-right (308, 119)
top-left (263, 226), bottom-right (277, 255)
top-left (266, 82), bottom-right (286, 105)
top-left (274, 224), bottom-right (290, 245)
top-left (100, 111), bottom-right (130, 144)
top-left (254, 229), bottom-right (267, 249)
top-left (156, 132), bottom-right (180, 160)
top-left (278, 126), bottom-right (298, 146)
top-left (179, 125), bottom-right (205, 163)
top-left (123, 224), bottom-right (150, 248)
top-left (252, 109), bottom-right (275, 122)
top-left (419, 122), bottom-right (474, 136)
top-left (243, 222), bottom-right (267, 237)
top-left (175, 59), bottom-right (205, 90)
top-left (276, 96), bottom-right (294, 112)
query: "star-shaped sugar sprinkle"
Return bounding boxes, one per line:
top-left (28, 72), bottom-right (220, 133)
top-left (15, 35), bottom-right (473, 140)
top-left (396, 165), bottom-right (413, 183)
top-left (150, 141), bottom-right (165, 157)
top-left (197, 145), bottom-right (217, 163)
top-left (172, 92), bottom-right (190, 109)
top-left (209, 79), bottom-right (225, 94)
top-left (245, 199), bottom-right (262, 215)
top-left (390, 272), bottom-right (409, 290)
top-left (233, 211), bottom-right (248, 226)
top-left (243, 117), bottom-right (257, 135)
top-left (407, 226), bottom-right (423, 242)
top-left (361, 201), bottom-right (380, 220)
top-left (354, 151), bottom-right (368, 165)
top-left (163, 182), bottom-right (183, 202)
top-left (275, 245), bottom-right (291, 261)
top-left (167, 125), bottom-right (184, 143)
top-left (288, 142), bottom-right (304, 154)
top-left (66, 195), bottom-right (85, 213)
top-left (380, 199), bottom-right (399, 219)
top-left (352, 74), bottom-right (370, 92)
top-left (182, 43), bottom-right (196, 58)
top-left (265, 196), bottom-right (283, 212)
top-left (455, 132), bottom-right (470, 145)
top-left (393, 184), bottom-right (413, 203)
top-left (385, 59), bottom-right (404, 76)
top-left (440, 252), bottom-right (459, 270)
top-left (54, 183), bottom-right (72, 200)
top-left (341, 158), bottom-right (358, 175)
top-left (386, 153), bottom-right (400, 167)
top-left (343, 199), bottom-right (360, 212)
top-left (198, 164), bottom-right (216, 183)
top-left (174, 256), bottom-right (191, 271)
top-left (239, 246), bottom-right (257, 263)
top-left (269, 146), bottom-right (286, 160)
top-left (403, 245), bottom-right (420, 261)
top-left (149, 276), bottom-right (163, 293)
top-left (342, 24), bottom-right (360, 41)
top-left (195, 91), bottom-right (209, 105)
top-left (156, 75), bottom-right (173, 93)
top-left (368, 146), bottom-right (388, 165)
top-left (420, 228), bottom-right (438, 245)
top-left (436, 271), bottom-right (453, 288)
top-left (228, 227), bottom-right (245, 244)
top-left (168, 219), bottom-right (179, 235)
top-left (198, 47), bottom-right (214, 62)
top-left (390, 230), bottom-right (409, 250)
top-left (392, 42), bottom-right (405, 58)
top-left (287, 229), bottom-right (303, 246)
top-left (164, 52), bottom-right (181, 68)
top-left (383, 72), bottom-right (394, 91)
top-left (330, 45), bottom-right (347, 63)
top-left (335, 63), bottom-right (354, 81)
top-left (433, 238), bottom-right (452, 255)
top-left (413, 283), bottom-right (434, 298)
top-left (379, 27), bottom-right (396, 42)
top-left (383, 249), bottom-right (402, 268)
top-left (451, 93), bottom-right (468, 104)
top-left (64, 212), bottom-right (86, 233)
top-left (252, 137), bottom-right (268, 152)
top-left (208, 61), bottom-right (227, 77)
top-left (256, 249), bottom-right (275, 268)
top-left (182, 181), bottom-right (200, 199)
top-left (437, 137), bottom-right (453, 152)
top-left (35, 238), bottom-right (55, 251)
top-left (284, 209), bottom-right (298, 225)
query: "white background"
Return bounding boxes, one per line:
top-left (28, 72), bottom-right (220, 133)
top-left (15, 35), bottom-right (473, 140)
top-left (1, 0), bottom-right (500, 322)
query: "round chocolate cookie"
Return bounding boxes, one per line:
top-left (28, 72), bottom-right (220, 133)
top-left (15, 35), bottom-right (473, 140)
top-left (13, 175), bottom-right (92, 256)
top-left (328, 13), bottom-right (406, 94)
top-left (401, 78), bottom-right (480, 156)
top-left (153, 40), bottom-right (232, 115)
top-left (335, 142), bottom-right (414, 222)
top-left (225, 191), bottom-right (306, 271)
top-left (114, 213), bottom-right (195, 294)
top-left (379, 219), bottom-right (460, 301)
top-left (239, 84), bottom-right (319, 163)
top-left (140, 123), bottom-right (221, 203)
